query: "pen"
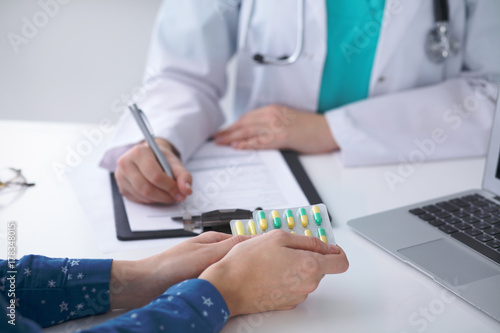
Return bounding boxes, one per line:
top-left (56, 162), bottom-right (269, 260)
top-left (129, 104), bottom-right (174, 179)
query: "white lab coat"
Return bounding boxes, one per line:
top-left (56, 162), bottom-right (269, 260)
top-left (101, 0), bottom-right (500, 171)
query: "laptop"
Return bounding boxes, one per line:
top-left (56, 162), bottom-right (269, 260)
top-left (348, 94), bottom-right (500, 322)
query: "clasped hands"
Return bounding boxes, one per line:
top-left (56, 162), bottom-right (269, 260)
top-left (110, 230), bottom-right (348, 317)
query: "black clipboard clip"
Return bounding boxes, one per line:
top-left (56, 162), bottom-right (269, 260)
top-left (173, 208), bottom-right (258, 234)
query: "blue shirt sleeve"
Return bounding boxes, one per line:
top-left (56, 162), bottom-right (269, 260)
top-left (82, 279), bottom-right (229, 333)
top-left (1, 256), bottom-right (229, 333)
top-left (0, 255), bottom-right (112, 329)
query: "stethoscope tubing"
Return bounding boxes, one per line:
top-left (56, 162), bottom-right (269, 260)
top-left (243, 0), bottom-right (456, 66)
top-left (242, 0), bottom-right (305, 65)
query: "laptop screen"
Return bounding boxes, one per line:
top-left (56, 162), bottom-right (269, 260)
top-left (497, 155), bottom-right (500, 180)
top-left (483, 90), bottom-right (500, 196)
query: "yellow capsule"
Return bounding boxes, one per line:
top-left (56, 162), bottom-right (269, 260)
top-left (248, 220), bottom-right (257, 235)
top-left (291, 231), bottom-right (296, 234)
top-left (317, 227), bottom-right (328, 243)
top-left (299, 207), bottom-right (308, 227)
top-left (271, 210), bottom-right (282, 229)
top-left (285, 209), bottom-right (295, 229)
top-left (304, 229), bottom-right (312, 236)
top-left (258, 211), bottom-right (267, 231)
top-left (235, 220), bottom-right (245, 236)
top-left (312, 205), bottom-right (322, 225)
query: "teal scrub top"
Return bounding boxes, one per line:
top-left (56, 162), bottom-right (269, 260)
top-left (317, 0), bottom-right (386, 113)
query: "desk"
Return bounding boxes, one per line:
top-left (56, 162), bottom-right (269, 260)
top-left (1, 120), bottom-right (499, 333)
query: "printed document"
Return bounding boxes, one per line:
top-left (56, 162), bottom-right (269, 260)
top-left (126, 142), bottom-right (309, 232)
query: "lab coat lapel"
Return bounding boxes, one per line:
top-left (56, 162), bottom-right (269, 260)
top-left (370, 0), bottom-right (424, 92)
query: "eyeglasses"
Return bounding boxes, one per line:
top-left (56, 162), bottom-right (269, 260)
top-left (0, 168), bottom-right (35, 195)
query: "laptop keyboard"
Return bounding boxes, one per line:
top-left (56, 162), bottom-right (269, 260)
top-left (409, 193), bottom-right (500, 265)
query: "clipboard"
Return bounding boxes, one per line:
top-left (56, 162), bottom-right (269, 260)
top-left (111, 150), bottom-right (323, 241)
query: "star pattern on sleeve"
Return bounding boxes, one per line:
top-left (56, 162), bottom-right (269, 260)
top-left (222, 309), bottom-right (229, 322)
top-left (59, 301), bottom-right (69, 312)
top-left (202, 296), bottom-right (214, 307)
top-left (4, 256), bottom-right (112, 328)
top-left (73, 279), bottom-right (229, 332)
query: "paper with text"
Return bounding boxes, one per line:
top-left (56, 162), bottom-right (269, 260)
top-left (126, 142), bottom-right (309, 232)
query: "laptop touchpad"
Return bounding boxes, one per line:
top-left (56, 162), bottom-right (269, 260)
top-left (398, 239), bottom-right (500, 286)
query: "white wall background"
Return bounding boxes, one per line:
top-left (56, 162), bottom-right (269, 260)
top-left (0, 0), bottom-right (236, 124)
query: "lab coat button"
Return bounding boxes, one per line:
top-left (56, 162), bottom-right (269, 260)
top-left (378, 76), bottom-right (386, 83)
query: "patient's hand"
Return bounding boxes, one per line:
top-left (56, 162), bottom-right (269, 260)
top-left (200, 230), bottom-right (349, 317)
top-left (109, 232), bottom-right (250, 309)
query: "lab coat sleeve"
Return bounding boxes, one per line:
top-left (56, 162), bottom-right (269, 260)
top-left (325, 0), bottom-right (500, 167)
top-left (100, 0), bottom-right (239, 170)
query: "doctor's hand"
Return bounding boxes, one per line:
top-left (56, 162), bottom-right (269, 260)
top-left (214, 104), bottom-right (339, 153)
top-left (199, 230), bottom-right (349, 317)
top-left (110, 231), bottom-right (251, 309)
top-left (114, 138), bottom-right (192, 204)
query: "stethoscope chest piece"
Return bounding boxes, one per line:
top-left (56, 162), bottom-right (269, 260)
top-left (426, 21), bottom-right (459, 64)
top-left (426, 0), bottom-right (459, 64)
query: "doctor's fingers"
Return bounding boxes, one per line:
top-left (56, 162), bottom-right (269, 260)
top-left (230, 106), bottom-right (290, 128)
top-left (214, 107), bottom-right (279, 141)
top-left (115, 167), bottom-right (175, 204)
top-left (132, 153), bottom-right (188, 203)
top-left (164, 152), bottom-right (193, 197)
top-left (114, 171), bottom-right (146, 203)
top-left (128, 143), bottom-right (190, 203)
top-left (220, 125), bottom-right (289, 149)
top-left (232, 132), bottom-right (287, 150)
top-left (215, 126), bottom-right (258, 146)
top-left (127, 163), bottom-right (178, 204)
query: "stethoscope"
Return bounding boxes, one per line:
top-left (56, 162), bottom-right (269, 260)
top-left (426, 0), bottom-right (459, 64)
top-left (243, 0), bottom-right (458, 66)
top-left (241, 0), bottom-right (305, 66)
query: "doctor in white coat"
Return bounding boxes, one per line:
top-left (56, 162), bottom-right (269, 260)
top-left (101, 0), bottom-right (500, 204)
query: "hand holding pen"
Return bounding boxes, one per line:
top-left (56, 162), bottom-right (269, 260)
top-left (114, 104), bottom-right (193, 204)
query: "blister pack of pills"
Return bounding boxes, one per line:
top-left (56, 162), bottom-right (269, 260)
top-left (229, 204), bottom-right (335, 244)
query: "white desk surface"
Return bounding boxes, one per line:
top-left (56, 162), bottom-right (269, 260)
top-left (1, 120), bottom-right (499, 333)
